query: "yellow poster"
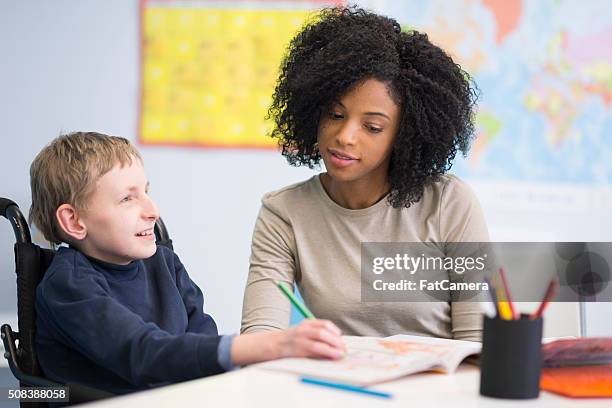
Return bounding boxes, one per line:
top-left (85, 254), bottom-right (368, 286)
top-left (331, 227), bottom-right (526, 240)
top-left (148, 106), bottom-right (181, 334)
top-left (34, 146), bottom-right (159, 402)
top-left (140, 2), bottom-right (320, 148)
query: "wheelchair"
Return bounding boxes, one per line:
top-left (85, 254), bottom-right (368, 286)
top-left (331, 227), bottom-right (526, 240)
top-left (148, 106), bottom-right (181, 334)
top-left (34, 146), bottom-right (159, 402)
top-left (1, 197), bottom-right (173, 406)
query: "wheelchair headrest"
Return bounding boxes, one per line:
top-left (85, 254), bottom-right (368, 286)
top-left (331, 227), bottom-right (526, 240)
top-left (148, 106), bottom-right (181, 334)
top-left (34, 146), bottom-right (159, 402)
top-left (1, 197), bottom-right (31, 243)
top-left (0, 197), bottom-right (18, 218)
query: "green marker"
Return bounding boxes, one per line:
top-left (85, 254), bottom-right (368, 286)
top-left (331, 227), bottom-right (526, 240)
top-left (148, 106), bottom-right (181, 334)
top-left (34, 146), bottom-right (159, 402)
top-left (277, 282), bottom-right (315, 319)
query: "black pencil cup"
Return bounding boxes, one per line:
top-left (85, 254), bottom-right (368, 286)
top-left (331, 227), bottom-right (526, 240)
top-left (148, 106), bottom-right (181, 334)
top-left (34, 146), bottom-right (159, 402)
top-left (479, 314), bottom-right (543, 399)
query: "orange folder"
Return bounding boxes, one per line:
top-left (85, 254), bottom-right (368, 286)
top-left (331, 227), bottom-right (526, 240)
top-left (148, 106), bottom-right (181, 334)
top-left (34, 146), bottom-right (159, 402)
top-left (541, 365), bottom-right (612, 398)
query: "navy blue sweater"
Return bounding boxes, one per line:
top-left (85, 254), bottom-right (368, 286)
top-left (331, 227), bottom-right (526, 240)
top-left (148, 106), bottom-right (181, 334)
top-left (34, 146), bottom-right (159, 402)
top-left (35, 246), bottom-right (224, 394)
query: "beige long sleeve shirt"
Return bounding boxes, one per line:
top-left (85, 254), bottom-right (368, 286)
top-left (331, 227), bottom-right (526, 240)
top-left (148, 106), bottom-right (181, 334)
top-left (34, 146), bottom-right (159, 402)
top-left (241, 174), bottom-right (489, 341)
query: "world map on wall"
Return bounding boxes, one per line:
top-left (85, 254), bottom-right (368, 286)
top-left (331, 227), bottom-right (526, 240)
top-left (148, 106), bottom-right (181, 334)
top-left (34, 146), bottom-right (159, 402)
top-left (376, 0), bottom-right (611, 184)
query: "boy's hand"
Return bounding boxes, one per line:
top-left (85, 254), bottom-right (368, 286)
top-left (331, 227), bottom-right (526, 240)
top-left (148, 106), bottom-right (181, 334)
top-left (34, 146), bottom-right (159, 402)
top-left (231, 319), bottom-right (345, 366)
top-left (277, 319), bottom-right (345, 360)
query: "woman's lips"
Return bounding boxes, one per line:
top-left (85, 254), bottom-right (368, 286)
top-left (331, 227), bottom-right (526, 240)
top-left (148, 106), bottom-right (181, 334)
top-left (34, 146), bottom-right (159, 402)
top-left (328, 149), bottom-right (358, 168)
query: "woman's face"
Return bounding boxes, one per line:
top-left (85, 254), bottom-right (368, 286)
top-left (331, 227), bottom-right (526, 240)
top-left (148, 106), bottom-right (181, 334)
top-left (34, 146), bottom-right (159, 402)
top-left (317, 78), bottom-right (401, 185)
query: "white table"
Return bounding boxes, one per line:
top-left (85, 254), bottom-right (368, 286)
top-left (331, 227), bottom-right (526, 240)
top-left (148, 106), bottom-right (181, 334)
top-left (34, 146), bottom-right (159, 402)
top-left (82, 364), bottom-right (609, 408)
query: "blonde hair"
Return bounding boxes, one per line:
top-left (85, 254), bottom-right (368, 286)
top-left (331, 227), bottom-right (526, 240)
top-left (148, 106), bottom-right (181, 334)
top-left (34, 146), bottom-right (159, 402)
top-left (29, 132), bottom-right (142, 244)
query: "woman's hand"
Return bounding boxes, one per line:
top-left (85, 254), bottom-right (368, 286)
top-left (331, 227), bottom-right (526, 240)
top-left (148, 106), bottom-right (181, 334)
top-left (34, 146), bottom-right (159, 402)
top-left (231, 319), bottom-right (345, 366)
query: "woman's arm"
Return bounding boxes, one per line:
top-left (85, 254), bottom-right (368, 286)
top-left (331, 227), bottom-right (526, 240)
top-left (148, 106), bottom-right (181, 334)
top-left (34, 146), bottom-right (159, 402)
top-left (440, 176), bottom-right (490, 342)
top-left (241, 203), bottom-right (298, 333)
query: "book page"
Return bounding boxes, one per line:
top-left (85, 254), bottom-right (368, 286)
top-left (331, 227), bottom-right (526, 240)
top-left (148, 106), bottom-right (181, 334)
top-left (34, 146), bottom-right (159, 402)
top-left (257, 335), bottom-right (481, 386)
top-left (384, 334), bottom-right (481, 372)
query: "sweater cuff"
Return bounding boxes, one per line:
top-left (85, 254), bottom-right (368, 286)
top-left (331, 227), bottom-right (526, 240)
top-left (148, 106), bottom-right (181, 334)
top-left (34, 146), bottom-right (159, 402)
top-left (217, 334), bottom-right (238, 371)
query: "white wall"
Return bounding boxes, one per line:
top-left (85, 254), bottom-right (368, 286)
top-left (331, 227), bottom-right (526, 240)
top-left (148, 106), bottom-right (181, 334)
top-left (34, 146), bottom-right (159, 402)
top-left (0, 0), bottom-right (610, 357)
top-left (0, 0), bottom-right (315, 337)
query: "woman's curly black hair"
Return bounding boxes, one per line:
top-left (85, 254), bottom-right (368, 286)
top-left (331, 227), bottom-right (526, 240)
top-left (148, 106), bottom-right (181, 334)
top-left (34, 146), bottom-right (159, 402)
top-left (268, 6), bottom-right (479, 208)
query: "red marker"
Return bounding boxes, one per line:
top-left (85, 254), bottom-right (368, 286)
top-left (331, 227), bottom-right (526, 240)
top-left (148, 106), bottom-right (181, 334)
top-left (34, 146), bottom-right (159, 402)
top-left (530, 279), bottom-right (557, 320)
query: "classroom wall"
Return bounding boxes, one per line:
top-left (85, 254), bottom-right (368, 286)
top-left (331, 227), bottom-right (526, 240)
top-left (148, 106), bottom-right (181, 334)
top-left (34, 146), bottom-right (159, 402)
top-left (0, 0), bottom-right (317, 338)
top-left (1, 0), bottom-right (610, 364)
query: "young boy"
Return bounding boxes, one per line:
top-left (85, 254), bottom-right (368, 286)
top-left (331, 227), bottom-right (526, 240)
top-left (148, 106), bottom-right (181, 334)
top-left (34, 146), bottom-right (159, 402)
top-left (30, 132), bottom-right (344, 394)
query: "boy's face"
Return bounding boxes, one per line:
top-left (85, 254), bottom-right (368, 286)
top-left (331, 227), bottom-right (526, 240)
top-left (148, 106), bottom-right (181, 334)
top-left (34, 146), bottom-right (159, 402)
top-left (77, 159), bottom-right (159, 265)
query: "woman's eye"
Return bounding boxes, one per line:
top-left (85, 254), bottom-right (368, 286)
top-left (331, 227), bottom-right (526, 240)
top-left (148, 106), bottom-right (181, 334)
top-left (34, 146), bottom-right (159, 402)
top-left (329, 111), bottom-right (343, 120)
top-left (366, 125), bottom-right (383, 133)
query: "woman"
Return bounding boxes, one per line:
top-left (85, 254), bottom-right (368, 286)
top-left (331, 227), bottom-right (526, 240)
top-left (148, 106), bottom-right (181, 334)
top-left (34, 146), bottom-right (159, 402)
top-left (241, 7), bottom-right (489, 341)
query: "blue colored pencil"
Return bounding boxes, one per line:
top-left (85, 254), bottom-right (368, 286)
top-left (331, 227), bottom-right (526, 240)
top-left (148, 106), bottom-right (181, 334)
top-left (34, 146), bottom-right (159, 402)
top-left (300, 377), bottom-right (393, 399)
top-left (484, 276), bottom-right (500, 318)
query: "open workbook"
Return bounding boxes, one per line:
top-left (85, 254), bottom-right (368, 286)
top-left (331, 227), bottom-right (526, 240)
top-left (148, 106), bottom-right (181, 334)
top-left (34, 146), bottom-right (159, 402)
top-left (257, 334), bottom-right (482, 386)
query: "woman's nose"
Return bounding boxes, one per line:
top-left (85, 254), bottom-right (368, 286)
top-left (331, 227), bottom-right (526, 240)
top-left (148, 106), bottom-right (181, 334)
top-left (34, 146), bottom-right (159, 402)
top-left (335, 122), bottom-right (358, 146)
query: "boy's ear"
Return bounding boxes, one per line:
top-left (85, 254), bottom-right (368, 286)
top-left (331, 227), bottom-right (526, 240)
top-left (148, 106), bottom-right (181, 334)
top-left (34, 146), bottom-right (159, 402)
top-left (55, 204), bottom-right (87, 241)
